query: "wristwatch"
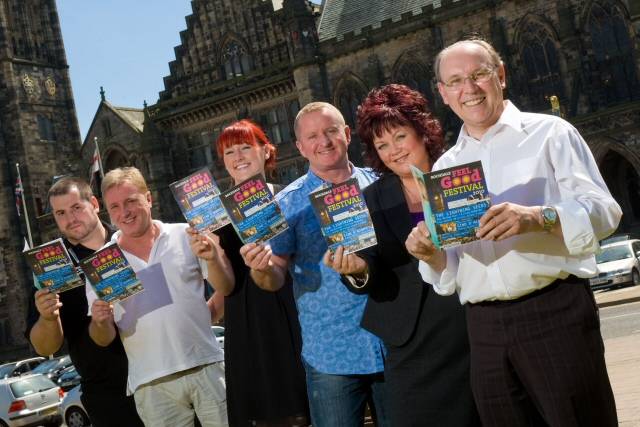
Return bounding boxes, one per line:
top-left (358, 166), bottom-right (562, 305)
top-left (541, 206), bottom-right (558, 231)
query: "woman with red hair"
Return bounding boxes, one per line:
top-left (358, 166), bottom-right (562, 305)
top-left (324, 85), bottom-right (479, 425)
top-left (211, 119), bottom-right (309, 426)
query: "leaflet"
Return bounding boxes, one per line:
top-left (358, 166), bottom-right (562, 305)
top-left (24, 238), bottom-right (83, 293)
top-left (411, 161), bottom-right (490, 249)
top-left (220, 174), bottom-right (288, 244)
top-left (79, 243), bottom-right (144, 303)
top-left (308, 178), bottom-right (377, 254)
top-left (170, 168), bottom-right (230, 234)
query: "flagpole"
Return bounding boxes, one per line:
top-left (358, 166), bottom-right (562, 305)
top-left (16, 163), bottom-right (34, 248)
top-left (94, 137), bottom-right (105, 179)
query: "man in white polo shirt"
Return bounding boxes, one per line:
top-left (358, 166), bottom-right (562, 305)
top-left (90, 167), bottom-right (231, 427)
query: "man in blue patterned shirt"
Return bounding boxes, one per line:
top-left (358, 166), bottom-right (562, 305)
top-left (240, 102), bottom-right (388, 426)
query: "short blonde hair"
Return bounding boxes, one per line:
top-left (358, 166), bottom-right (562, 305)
top-left (101, 167), bottom-right (148, 197)
top-left (294, 102), bottom-right (346, 138)
top-left (434, 38), bottom-right (503, 81)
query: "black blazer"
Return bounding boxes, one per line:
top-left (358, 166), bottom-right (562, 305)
top-left (345, 174), bottom-right (427, 347)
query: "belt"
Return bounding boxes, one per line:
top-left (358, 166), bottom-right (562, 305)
top-left (470, 274), bottom-right (588, 306)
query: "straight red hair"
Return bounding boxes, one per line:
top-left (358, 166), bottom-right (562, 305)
top-left (216, 120), bottom-right (277, 171)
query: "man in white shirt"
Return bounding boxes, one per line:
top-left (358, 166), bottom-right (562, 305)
top-left (90, 167), bottom-right (231, 427)
top-left (407, 38), bottom-right (620, 426)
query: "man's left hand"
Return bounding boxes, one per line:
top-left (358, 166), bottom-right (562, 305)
top-left (477, 202), bottom-right (543, 241)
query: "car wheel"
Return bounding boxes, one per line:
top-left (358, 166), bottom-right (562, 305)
top-left (66, 406), bottom-right (91, 427)
top-left (633, 269), bottom-right (640, 286)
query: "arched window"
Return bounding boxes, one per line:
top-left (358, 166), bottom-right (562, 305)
top-left (222, 41), bottom-right (252, 79)
top-left (392, 57), bottom-right (434, 103)
top-left (588, 1), bottom-right (639, 104)
top-left (518, 20), bottom-right (563, 110)
top-left (103, 149), bottom-right (129, 172)
top-left (37, 115), bottom-right (56, 141)
top-left (334, 75), bottom-right (368, 165)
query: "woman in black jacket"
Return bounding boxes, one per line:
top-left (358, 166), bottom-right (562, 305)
top-left (324, 84), bottom-right (479, 426)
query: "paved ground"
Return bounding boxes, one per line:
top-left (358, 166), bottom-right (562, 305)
top-left (596, 285), bottom-right (640, 427)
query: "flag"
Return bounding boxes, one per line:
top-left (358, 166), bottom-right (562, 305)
top-left (14, 176), bottom-right (23, 216)
top-left (89, 144), bottom-right (102, 190)
top-left (89, 145), bottom-right (101, 176)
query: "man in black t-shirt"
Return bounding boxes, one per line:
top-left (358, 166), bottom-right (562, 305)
top-left (26, 177), bottom-right (143, 427)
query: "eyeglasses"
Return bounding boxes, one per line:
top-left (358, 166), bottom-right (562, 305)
top-left (441, 67), bottom-right (496, 91)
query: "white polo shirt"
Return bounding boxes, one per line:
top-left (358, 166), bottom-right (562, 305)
top-left (110, 221), bottom-right (223, 394)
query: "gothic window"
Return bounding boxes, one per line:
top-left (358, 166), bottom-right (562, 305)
top-left (103, 149), bottom-right (129, 172)
top-left (335, 78), bottom-right (367, 130)
top-left (0, 318), bottom-right (10, 346)
top-left (518, 21), bottom-right (563, 110)
top-left (187, 133), bottom-right (214, 171)
top-left (37, 115), bottom-right (56, 141)
top-left (222, 41), bottom-right (252, 79)
top-left (334, 76), bottom-right (368, 165)
top-left (588, 1), bottom-right (639, 104)
top-left (102, 119), bottom-right (112, 137)
top-left (259, 105), bottom-right (292, 145)
top-left (393, 58), bottom-right (434, 103)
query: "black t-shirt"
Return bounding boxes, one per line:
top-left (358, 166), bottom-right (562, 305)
top-left (25, 225), bottom-right (129, 396)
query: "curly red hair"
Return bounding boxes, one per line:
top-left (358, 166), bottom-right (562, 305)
top-left (216, 120), bottom-right (277, 171)
top-left (356, 84), bottom-right (445, 175)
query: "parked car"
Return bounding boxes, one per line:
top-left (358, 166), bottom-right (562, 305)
top-left (590, 239), bottom-right (640, 290)
top-left (29, 355), bottom-right (73, 383)
top-left (56, 366), bottom-right (81, 392)
top-left (0, 357), bottom-right (46, 379)
top-left (60, 384), bottom-right (91, 427)
top-left (0, 374), bottom-right (63, 427)
top-left (211, 325), bottom-right (225, 349)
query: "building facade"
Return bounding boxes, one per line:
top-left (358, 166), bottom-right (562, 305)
top-left (89, 0), bottom-right (640, 233)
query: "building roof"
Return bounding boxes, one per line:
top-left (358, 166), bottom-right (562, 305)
top-left (317, 0), bottom-right (433, 42)
top-left (110, 105), bottom-right (144, 133)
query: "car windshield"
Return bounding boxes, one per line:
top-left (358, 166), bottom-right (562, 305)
top-left (596, 246), bottom-right (633, 263)
top-left (31, 358), bottom-right (62, 374)
top-left (10, 376), bottom-right (57, 397)
top-left (0, 363), bottom-right (16, 377)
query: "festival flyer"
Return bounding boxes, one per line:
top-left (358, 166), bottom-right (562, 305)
top-left (220, 174), bottom-right (288, 244)
top-left (411, 161), bottom-right (490, 249)
top-left (79, 243), bottom-right (144, 303)
top-left (308, 178), bottom-right (377, 254)
top-left (24, 238), bottom-right (84, 293)
top-left (170, 168), bottom-right (230, 234)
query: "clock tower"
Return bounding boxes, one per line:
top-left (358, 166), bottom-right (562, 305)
top-left (0, 0), bottom-right (82, 359)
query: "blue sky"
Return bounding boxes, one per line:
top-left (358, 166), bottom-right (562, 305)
top-left (57, 1), bottom-right (208, 141)
top-left (57, 1), bottom-right (320, 142)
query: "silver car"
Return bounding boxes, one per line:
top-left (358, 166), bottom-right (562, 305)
top-left (0, 374), bottom-right (62, 427)
top-left (60, 384), bottom-right (91, 427)
top-left (590, 239), bottom-right (640, 290)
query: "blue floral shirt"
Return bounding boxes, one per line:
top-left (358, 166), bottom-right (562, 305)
top-left (270, 166), bottom-right (385, 375)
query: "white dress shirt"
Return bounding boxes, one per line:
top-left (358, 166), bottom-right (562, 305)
top-left (419, 101), bottom-right (622, 304)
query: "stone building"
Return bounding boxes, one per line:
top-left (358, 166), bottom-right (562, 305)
top-left (2, 0), bottom-right (640, 360)
top-left (0, 0), bottom-right (82, 360)
top-left (84, 0), bottom-right (640, 234)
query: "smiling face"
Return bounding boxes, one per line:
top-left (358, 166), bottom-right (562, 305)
top-left (50, 187), bottom-right (101, 245)
top-left (373, 125), bottom-right (430, 179)
top-left (223, 143), bottom-right (267, 184)
top-left (295, 108), bottom-right (351, 175)
top-left (103, 181), bottom-right (153, 239)
top-left (437, 43), bottom-right (506, 140)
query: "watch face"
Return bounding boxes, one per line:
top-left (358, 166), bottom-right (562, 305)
top-left (543, 207), bottom-right (557, 228)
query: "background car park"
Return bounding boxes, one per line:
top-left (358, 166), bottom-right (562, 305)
top-left (0, 373), bottom-right (63, 427)
top-left (0, 358), bottom-right (46, 380)
top-left (56, 366), bottom-right (81, 392)
top-left (211, 325), bottom-right (225, 350)
top-left (60, 384), bottom-right (91, 427)
top-left (590, 239), bottom-right (640, 290)
top-left (29, 356), bottom-right (73, 384)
